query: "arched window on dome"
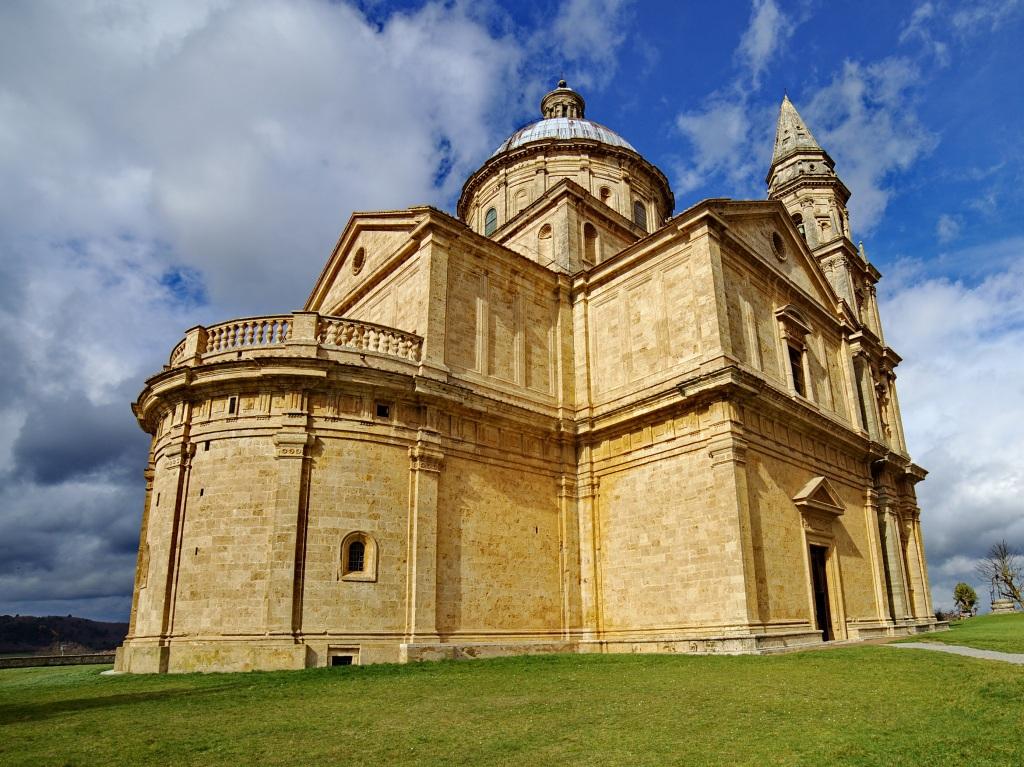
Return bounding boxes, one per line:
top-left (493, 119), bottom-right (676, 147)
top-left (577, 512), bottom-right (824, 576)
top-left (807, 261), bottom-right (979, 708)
top-left (341, 531), bottom-right (377, 582)
top-left (583, 222), bottom-right (598, 265)
top-left (599, 186), bottom-right (612, 206)
top-left (632, 200), bottom-right (647, 231)
top-left (513, 188), bottom-right (528, 215)
top-left (484, 207), bottom-right (498, 236)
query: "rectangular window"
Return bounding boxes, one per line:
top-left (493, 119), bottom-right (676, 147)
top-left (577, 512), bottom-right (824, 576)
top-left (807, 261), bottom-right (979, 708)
top-left (228, 396), bottom-right (237, 415)
top-left (789, 345), bottom-right (806, 397)
top-left (375, 402), bottom-right (391, 419)
top-left (331, 655), bottom-right (353, 666)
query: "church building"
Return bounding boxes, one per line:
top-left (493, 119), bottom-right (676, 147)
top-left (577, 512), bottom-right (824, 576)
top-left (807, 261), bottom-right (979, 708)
top-left (116, 82), bottom-right (940, 673)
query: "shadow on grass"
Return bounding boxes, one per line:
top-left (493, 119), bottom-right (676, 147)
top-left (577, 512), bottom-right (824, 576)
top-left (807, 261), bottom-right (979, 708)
top-left (0, 684), bottom-right (234, 725)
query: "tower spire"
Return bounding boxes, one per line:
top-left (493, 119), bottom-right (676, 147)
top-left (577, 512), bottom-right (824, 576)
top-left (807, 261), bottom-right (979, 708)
top-left (771, 94), bottom-right (822, 165)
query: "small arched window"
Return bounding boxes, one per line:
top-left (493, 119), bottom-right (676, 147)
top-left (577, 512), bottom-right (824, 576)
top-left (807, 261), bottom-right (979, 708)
top-left (632, 200), bottom-right (647, 231)
top-left (341, 531), bottom-right (377, 582)
top-left (583, 222), bottom-right (598, 264)
top-left (513, 189), bottom-right (528, 215)
top-left (484, 207), bottom-right (498, 236)
top-left (792, 213), bottom-right (806, 241)
top-left (347, 540), bottom-right (365, 572)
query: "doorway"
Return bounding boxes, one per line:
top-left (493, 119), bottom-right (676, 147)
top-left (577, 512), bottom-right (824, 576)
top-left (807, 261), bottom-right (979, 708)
top-left (809, 545), bottom-right (833, 641)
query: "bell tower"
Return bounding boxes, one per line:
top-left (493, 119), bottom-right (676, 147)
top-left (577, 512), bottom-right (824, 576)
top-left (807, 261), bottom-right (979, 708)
top-left (766, 95), bottom-right (903, 455)
top-left (767, 95), bottom-right (867, 318)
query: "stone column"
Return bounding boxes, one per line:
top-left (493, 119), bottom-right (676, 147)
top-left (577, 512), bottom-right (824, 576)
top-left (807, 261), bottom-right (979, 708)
top-left (265, 403), bottom-right (313, 636)
top-left (886, 372), bottom-right (909, 454)
top-left (880, 508), bottom-right (911, 620)
top-left (864, 486), bottom-right (892, 622)
top-left (855, 355), bottom-right (882, 440)
top-left (405, 433), bottom-right (444, 642)
top-left (911, 512), bottom-right (934, 617)
top-left (900, 508), bottom-right (930, 619)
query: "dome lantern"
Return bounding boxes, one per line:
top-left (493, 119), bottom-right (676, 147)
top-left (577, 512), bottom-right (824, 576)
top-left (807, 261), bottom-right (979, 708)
top-left (540, 79), bottom-right (585, 119)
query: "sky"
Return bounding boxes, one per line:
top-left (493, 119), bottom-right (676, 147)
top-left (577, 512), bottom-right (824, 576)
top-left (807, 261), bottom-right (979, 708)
top-left (0, 0), bottom-right (1022, 620)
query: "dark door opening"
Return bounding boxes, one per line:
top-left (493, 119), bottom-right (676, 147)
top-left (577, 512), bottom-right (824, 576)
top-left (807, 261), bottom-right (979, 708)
top-left (330, 655), bottom-right (353, 666)
top-left (809, 545), bottom-right (833, 641)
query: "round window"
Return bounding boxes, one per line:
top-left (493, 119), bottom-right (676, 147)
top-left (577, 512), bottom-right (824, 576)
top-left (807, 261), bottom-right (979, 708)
top-left (771, 231), bottom-right (787, 261)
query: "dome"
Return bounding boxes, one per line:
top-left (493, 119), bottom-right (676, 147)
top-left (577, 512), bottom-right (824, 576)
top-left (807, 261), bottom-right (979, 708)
top-left (492, 117), bottom-right (636, 157)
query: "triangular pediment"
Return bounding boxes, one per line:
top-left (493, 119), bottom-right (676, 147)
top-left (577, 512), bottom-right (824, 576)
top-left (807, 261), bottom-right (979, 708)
top-left (793, 476), bottom-right (844, 517)
top-left (715, 202), bottom-right (841, 316)
top-left (305, 210), bottom-right (425, 315)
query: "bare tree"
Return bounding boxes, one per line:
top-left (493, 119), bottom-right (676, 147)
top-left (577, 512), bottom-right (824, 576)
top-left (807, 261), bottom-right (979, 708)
top-left (976, 540), bottom-right (1023, 610)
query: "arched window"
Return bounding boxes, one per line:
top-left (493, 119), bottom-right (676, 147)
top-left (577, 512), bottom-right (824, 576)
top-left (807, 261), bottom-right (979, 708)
top-left (513, 189), bottom-right (528, 215)
top-left (341, 531), bottom-right (377, 582)
top-left (792, 213), bottom-right (806, 241)
top-left (484, 207), bottom-right (498, 236)
top-left (583, 222), bottom-right (598, 264)
top-left (347, 540), bottom-right (365, 572)
top-left (599, 186), bottom-right (612, 205)
top-left (632, 200), bottom-right (647, 231)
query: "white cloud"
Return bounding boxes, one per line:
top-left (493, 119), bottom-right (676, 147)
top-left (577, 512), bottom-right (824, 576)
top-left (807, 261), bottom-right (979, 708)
top-left (737, 0), bottom-right (792, 87)
top-left (951, 0), bottom-right (1023, 33)
top-left (804, 57), bottom-right (937, 233)
top-left (899, 2), bottom-right (950, 65)
top-left (880, 251), bottom-right (1024, 609)
top-left (548, 0), bottom-right (633, 90)
top-left (673, 100), bottom-right (770, 196)
top-left (0, 0), bottom-right (606, 620)
top-left (936, 213), bottom-right (961, 244)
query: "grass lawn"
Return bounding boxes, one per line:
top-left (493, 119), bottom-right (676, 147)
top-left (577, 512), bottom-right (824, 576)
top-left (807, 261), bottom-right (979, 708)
top-left (1, 647), bottom-right (1023, 767)
top-left (900, 611), bottom-right (1024, 654)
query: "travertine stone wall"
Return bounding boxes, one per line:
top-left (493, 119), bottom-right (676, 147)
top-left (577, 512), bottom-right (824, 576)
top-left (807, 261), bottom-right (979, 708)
top-left (172, 436), bottom-right (277, 635)
top-left (594, 437), bottom-right (750, 630)
top-left (443, 245), bottom-right (561, 407)
top-left (579, 242), bottom-right (704, 411)
top-left (119, 197), bottom-right (940, 674)
top-left (301, 438), bottom-right (410, 634)
top-left (436, 455), bottom-right (562, 636)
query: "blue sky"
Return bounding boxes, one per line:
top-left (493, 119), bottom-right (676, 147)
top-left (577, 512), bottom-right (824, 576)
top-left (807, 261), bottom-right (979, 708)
top-left (0, 0), bottom-right (1022, 620)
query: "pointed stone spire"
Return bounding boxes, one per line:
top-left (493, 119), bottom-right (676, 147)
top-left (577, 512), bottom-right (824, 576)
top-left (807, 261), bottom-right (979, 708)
top-left (771, 95), bottom-right (821, 164)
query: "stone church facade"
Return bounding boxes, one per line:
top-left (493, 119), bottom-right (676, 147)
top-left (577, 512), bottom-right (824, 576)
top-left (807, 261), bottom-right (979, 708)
top-left (116, 83), bottom-right (940, 673)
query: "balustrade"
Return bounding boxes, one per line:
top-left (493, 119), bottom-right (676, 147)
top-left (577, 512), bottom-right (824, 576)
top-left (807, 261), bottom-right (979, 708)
top-left (167, 312), bottom-right (421, 366)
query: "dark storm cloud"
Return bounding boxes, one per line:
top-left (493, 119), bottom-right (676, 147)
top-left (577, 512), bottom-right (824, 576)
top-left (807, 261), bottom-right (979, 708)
top-left (12, 394), bottom-right (148, 485)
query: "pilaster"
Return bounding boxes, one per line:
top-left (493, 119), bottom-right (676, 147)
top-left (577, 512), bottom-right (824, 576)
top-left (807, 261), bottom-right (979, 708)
top-left (706, 405), bottom-right (759, 626)
top-left (418, 232), bottom-right (451, 376)
top-left (265, 411), bottom-right (313, 636)
top-left (405, 432), bottom-right (444, 642)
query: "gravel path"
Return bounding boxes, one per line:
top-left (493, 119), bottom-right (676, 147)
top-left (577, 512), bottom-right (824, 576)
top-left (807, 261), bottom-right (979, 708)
top-left (892, 642), bottom-right (1024, 665)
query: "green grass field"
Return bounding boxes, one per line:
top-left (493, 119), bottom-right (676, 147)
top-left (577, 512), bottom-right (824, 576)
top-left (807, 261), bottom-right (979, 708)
top-left (3, 637), bottom-right (1023, 767)
top-left (901, 611), bottom-right (1024, 653)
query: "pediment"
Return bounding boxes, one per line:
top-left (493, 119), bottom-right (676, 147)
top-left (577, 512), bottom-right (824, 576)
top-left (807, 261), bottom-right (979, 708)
top-left (793, 476), bottom-right (844, 517)
top-left (716, 203), bottom-right (840, 315)
top-left (305, 210), bottom-right (424, 315)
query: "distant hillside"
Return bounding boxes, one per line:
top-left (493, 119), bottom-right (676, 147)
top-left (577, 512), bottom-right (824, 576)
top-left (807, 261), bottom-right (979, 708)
top-left (0, 615), bottom-right (128, 655)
